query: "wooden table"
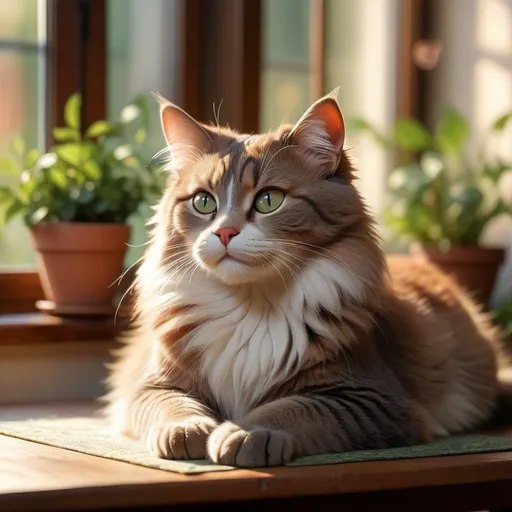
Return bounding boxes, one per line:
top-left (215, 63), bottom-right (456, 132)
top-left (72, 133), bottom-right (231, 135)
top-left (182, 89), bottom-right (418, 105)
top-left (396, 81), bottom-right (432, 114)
top-left (1, 402), bottom-right (512, 512)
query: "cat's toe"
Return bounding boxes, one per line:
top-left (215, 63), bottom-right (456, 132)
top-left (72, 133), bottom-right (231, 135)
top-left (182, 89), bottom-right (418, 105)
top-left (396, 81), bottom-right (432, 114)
top-left (147, 416), bottom-right (218, 460)
top-left (207, 422), bottom-right (296, 467)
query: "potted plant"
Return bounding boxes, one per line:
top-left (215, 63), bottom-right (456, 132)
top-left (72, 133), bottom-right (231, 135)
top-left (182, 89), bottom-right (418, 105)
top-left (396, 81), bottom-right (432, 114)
top-left (0, 92), bottom-right (164, 316)
top-left (351, 107), bottom-right (512, 305)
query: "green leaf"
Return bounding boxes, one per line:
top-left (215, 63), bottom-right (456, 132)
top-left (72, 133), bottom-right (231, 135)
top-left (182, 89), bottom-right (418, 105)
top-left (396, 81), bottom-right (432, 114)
top-left (435, 107), bottom-right (469, 153)
top-left (394, 119), bottom-right (433, 151)
top-left (134, 128), bottom-right (146, 144)
top-left (123, 156), bottom-right (140, 169)
top-left (64, 92), bottom-right (81, 130)
top-left (24, 148), bottom-right (42, 169)
top-left (4, 199), bottom-right (25, 223)
top-left (48, 167), bottom-right (68, 189)
top-left (113, 144), bottom-right (132, 161)
top-left (483, 161), bottom-right (512, 182)
top-left (60, 201), bottom-right (77, 221)
top-left (36, 152), bottom-right (59, 170)
top-left (0, 186), bottom-right (15, 205)
top-left (94, 199), bottom-right (111, 214)
top-left (19, 170), bottom-right (38, 199)
top-left (77, 186), bottom-right (95, 204)
top-left (83, 160), bottom-right (102, 180)
top-left (11, 136), bottom-right (25, 155)
top-left (86, 120), bottom-right (117, 138)
top-left (55, 142), bottom-right (94, 167)
top-left (30, 206), bottom-right (50, 225)
top-left (0, 157), bottom-right (18, 175)
top-left (120, 104), bottom-right (140, 124)
top-left (492, 112), bottom-right (512, 132)
top-left (53, 127), bottom-right (79, 142)
top-left (347, 117), bottom-right (392, 147)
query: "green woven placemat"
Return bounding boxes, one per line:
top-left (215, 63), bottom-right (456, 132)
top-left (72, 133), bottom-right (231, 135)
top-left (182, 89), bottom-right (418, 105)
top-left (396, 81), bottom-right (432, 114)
top-left (1, 416), bottom-right (512, 475)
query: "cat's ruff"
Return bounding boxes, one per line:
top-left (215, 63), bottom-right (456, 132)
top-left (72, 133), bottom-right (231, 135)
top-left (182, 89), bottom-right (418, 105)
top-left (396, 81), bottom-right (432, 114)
top-left (158, 256), bottom-right (364, 419)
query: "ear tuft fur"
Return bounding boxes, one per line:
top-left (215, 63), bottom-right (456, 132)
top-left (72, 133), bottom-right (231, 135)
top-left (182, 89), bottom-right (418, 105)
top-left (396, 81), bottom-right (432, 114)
top-left (289, 90), bottom-right (345, 170)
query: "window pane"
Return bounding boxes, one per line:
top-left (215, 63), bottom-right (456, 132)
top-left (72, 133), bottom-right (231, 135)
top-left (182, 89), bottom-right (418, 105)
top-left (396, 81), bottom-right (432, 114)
top-left (262, 0), bottom-right (310, 66)
top-left (325, 0), bottom-right (399, 216)
top-left (0, 0), bottom-right (45, 266)
top-left (107, 0), bottom-right (182, 267)
top-left (260, 71), bottom-right (310, 131)
top-left (0, 50), bottom-right (43, 155)
top-left (0, 0), bottom-right (41, 43)
top-left (260, 0), bottom-right (311, 131)
top-left (0, 50), bottom-right (43, 266)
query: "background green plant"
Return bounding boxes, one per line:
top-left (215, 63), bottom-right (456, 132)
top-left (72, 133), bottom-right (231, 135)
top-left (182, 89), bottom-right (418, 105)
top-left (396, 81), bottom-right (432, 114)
top-left (350, 108), bottom-right (512, 249)
top-left (0, 92), bottom-right (166, 226)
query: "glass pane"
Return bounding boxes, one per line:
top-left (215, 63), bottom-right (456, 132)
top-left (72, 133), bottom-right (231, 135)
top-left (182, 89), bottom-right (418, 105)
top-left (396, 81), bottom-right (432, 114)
top-left (260, 71), bottom-right (310, 131)
top-left (0, 51), bottom-right (42, 154)
top-left (0, 0), bottom-right (41, 43)
top-left (262, 0), bottom-right (310, 66)
top-left (107, 0), bottom-right (181, 267)
top-left (324, 0), bottom-right (399, 217)
top-left (260, 0), bottom-right (311, 131)
top-left (0, 48), bottom-right (45, 266)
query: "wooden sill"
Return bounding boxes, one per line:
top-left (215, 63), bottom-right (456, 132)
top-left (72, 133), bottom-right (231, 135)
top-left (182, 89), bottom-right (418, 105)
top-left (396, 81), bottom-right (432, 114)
top-left (0, 312), bottom-right (130, 345)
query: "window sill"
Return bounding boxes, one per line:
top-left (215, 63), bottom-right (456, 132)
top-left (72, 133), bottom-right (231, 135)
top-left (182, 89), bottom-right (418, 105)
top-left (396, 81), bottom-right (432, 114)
top-left (0, 312), bottom-right (130, 345)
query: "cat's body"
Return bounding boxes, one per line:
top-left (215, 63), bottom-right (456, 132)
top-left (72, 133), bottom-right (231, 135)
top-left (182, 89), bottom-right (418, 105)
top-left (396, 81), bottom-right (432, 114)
top-left (104, 92), bottom-right (504, 467)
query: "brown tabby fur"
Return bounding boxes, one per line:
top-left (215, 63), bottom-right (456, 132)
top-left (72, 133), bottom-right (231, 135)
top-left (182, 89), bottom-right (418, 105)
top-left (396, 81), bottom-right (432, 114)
top-left (104, 91), bottom-right (506, 468)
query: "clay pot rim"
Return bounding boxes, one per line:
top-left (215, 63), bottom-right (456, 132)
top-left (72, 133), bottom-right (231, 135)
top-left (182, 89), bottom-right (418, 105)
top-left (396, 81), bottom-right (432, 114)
top-left (30, 221), bottom-right (130, 229)
top-left (30, 221), bottom-right (132, 252)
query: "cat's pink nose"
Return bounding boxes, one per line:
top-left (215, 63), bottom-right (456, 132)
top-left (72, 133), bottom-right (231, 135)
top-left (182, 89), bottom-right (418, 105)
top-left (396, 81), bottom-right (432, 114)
top-left (214, 227), bottom-right (239, 247)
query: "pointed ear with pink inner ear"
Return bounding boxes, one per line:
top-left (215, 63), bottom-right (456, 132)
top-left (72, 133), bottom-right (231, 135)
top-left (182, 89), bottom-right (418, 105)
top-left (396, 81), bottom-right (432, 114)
top-left (154, 93), bottom-right (212, 171)
top-left (289, 88), bottom-right (345, 170)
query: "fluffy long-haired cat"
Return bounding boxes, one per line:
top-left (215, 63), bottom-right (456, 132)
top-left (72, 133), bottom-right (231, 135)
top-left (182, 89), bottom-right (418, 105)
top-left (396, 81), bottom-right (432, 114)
top-left (104, 90), bottom-right (508, 467)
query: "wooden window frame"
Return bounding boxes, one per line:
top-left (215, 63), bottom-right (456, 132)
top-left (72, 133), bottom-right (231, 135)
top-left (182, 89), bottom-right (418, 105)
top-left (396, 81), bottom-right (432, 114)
top-left (397, 0), bottom-right (436, 121)
top-left (1, 0), bottom-right (430, 335)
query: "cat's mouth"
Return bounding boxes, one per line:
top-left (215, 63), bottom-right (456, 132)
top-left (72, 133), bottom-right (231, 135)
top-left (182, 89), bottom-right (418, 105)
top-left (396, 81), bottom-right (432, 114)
top-left (218, 253), bottom-right (245, 265)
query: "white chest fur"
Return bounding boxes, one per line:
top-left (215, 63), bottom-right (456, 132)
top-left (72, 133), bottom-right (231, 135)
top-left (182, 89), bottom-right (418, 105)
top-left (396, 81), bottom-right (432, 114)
top-left (161, 258), bottom-right (363, 419)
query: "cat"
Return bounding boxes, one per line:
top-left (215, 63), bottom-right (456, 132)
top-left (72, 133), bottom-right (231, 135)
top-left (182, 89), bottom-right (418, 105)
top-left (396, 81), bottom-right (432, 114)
top-left (103, 89), bottom-right (507, 468)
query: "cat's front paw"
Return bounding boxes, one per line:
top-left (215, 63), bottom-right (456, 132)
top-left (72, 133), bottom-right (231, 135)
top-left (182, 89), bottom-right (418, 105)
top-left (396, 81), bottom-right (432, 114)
top-left (207, 422), bottom-right (296, 467)
top-left (147, 416), bottom-right (218, 460)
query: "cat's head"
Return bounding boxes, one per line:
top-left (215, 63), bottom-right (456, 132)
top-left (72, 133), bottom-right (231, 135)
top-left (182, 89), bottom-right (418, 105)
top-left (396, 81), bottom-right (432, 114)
top-left (151, 90), bottom-right (379, 287)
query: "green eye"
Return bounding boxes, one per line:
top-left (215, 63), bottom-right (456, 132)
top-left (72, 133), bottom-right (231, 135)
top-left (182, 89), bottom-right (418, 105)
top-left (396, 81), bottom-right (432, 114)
top-left (254, 189), bottom-right (285, 214)
top-left (193, 191), bottom-right (217, 214)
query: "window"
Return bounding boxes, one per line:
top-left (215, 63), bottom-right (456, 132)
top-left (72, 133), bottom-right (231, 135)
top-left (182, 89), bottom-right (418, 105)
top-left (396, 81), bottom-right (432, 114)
top-left (0, 0), bottom-right (423, 319)
top-left (0, 0), bottom-right (46, 266)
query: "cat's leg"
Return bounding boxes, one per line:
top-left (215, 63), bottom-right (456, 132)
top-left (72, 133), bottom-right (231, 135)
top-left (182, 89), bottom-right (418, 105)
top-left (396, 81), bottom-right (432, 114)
top-left (208, 387), bottom-right (425, 467)
top-left (129, 387), bottom-right (219, 460)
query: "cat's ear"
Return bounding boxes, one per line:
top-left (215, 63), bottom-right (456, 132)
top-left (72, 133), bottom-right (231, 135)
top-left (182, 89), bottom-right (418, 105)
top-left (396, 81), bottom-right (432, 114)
top-left (289, 88), bottom-right (345, 170)
top-left (154, 93), bottom-right (211, 170)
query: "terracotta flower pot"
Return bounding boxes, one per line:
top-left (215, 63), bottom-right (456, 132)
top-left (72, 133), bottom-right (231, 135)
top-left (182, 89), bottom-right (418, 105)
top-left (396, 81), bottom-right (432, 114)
top-left (30, 222), bottom-right (131, 316)
top-left (410, 243), bottom-right (506, 306)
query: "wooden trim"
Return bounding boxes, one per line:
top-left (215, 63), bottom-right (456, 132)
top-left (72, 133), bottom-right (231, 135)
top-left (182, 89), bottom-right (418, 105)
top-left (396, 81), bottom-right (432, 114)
top-left (397, 0), bottom-right (436, 121)
top-left (196, 0), bottom-right (261, 133)
top-left (179, 0), bottom-right (200, 119)
top-left (309, 0), bottom-right (325, 101)
top-left (47, 0), bottom-right (106, 144)
top-left (0, 271), bottom-right (43, 314)
top-left (0, 313), bottom-right (130, 345)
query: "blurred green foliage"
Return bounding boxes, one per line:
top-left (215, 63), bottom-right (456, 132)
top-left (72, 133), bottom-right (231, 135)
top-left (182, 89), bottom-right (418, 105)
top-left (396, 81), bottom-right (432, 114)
top-left (0, 92), bottom-right (166, 227)
top-left (350, 108), bottom-right (512, 249)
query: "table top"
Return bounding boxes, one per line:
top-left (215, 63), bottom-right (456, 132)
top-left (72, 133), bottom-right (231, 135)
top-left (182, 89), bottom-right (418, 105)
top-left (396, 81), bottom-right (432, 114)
top-left (1, 401), bottom-right (512, 512)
